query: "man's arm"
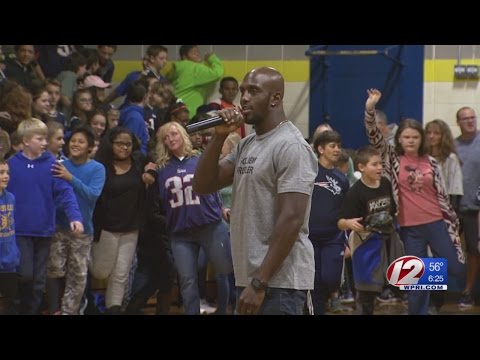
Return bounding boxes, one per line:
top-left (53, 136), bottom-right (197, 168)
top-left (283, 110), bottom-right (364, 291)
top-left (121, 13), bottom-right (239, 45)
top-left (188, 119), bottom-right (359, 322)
top-left (193, 108), bottom-right (242, 194)
top-left (192, 132), bottom-right (234, 194)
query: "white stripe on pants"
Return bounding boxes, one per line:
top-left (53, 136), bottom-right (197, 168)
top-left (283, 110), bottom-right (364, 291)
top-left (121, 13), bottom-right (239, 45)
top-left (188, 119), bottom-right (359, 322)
top-left (89, 230), bottom-right (138, 308)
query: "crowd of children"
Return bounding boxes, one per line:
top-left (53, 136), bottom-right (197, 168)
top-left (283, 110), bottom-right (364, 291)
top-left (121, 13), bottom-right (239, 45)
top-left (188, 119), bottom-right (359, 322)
top-left (0, 45), bottom-right (479, 315)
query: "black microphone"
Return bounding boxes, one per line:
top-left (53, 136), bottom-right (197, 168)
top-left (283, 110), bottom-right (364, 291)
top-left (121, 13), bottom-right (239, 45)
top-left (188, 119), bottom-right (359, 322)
top-left (185, 116), bottom-right (225, 134)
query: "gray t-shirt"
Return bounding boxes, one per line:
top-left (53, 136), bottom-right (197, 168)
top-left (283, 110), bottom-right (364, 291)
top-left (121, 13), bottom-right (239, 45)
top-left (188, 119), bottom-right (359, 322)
top-left (224, 121), bottom-right (318, 289)
top-left (437, 153), bottom-right (463, 196)
top-left (456, 132), bottom-right (480, 210)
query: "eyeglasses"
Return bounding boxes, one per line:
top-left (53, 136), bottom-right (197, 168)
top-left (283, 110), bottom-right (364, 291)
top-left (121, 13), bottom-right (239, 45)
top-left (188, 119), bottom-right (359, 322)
top-left (113, 141), bottom-right (133, 148)
top-left (459, 116), bottom-right (477, 122)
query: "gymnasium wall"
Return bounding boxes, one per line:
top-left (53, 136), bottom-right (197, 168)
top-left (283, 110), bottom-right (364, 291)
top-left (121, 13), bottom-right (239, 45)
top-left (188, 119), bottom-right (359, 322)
top-left (98, 45), bottom-right (480, 140)
top-left (96, 45), bottom-right (311, 136)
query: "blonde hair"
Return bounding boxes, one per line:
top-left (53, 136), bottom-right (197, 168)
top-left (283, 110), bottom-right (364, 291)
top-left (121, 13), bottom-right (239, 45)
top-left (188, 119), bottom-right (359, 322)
top-left (17, 118), bottom-right (48, 140)
top-left (107, 108), bottom-right (120, 117)
top-left (155, 122), bottom-right (196, 167)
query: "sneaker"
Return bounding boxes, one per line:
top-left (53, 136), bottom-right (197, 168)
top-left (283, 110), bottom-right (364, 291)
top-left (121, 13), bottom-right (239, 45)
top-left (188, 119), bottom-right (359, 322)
top-left (376, 288), bottom-right (400, 304)
top-left (200, 299), bottom-right (216, 315)
top-left (458, 292), bottom-right (474, 308)
top-left (340, 292), bottom-right (355, 304)
top-left (428, 305), bottom-right (438, 315)
top-left (328, 296), bottom-right (354, 313)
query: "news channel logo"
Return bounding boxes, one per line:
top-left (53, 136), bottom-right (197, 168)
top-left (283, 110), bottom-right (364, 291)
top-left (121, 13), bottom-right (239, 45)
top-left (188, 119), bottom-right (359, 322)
top-left (386, 256), bottom-right (447, 290)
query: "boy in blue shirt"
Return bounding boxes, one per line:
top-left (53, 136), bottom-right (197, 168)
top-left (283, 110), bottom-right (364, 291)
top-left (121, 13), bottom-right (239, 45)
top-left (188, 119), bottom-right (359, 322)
top-left (7, 118), bottom-right (83, 315)
top-left (0, 160), bottom-right (19, 314)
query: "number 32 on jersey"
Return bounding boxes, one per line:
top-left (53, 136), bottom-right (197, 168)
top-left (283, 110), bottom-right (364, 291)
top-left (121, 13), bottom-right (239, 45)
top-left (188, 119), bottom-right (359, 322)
top-left (165, 175), bottom-right (200, 208)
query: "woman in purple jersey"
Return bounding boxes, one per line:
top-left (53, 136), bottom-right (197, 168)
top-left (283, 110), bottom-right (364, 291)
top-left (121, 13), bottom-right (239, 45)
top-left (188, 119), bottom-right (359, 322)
top-left (155, 121), bottom-right (232, 315)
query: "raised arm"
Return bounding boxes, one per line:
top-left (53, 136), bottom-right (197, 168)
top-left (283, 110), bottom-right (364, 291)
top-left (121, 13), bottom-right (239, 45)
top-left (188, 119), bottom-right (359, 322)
top-left (364, 88), bottom-right (389, 159)
top-left (192, 108), bottom-right (242, 194)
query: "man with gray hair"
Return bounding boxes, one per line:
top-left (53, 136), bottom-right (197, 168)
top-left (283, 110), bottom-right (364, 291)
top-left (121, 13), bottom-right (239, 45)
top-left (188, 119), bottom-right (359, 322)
top-left (375, 109), bottom-right (397, 145)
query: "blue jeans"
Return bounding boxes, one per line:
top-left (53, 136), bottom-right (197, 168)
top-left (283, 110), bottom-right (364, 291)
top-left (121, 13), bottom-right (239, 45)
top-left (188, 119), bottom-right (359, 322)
top-left (400, 220), bottom-right (466, 315)
top-left (170, 221), bottom-right (233, 315)
top-left (197, 248), bottom-right (230, 314)
top-left (310, 232), bottom-right (344, 315)
top-left (16, 236), bottom-right (51, 315)
top-left (236, 287), bottom-right (306, 315)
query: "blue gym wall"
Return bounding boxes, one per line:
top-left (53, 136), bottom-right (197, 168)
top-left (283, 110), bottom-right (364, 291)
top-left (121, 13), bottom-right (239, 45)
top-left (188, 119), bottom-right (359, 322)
top-left (308, 45), bottom-right (424, 149)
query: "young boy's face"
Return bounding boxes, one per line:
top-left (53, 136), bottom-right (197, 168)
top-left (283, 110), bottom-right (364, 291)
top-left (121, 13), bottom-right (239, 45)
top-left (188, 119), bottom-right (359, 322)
top-left (149, 51), bottom-right (168, 71)
top-left (24, 134), bottom-right (47, 157)
top-left (69, 132), bottom-right (92, 160)
top-left (359, 155), bottom-right (383, 182)
top-left (189, 131), bottom-right (204, 150)
top-left (0, 163), bottom-right (10, 191)
top-left (220, 80), bottom-right (239, 104)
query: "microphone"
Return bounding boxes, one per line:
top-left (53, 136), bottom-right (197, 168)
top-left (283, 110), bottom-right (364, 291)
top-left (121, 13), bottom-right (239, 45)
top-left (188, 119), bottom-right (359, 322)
top-left (185, 116), bottom-right (225, 134)
top-left (185, 110), bottom-right (242, 134)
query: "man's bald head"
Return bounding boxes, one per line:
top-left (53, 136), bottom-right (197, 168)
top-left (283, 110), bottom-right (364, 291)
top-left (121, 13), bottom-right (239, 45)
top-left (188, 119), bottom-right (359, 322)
top-left (244, 67), bottom-right (284, 98)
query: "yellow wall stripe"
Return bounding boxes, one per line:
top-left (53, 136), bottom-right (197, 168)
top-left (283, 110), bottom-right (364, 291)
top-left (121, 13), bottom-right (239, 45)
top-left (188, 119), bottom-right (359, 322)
top-left (113, 60), bottom-right (311, 83)
top-left (424, 59), bottom-right (480, 82)
top-left (116, 59), bottom-right (471, 84)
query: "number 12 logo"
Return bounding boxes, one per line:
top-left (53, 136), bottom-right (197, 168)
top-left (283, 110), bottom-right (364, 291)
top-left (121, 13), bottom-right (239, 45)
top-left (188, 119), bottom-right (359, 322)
top-left (386, 256), bottom-right (425, 286)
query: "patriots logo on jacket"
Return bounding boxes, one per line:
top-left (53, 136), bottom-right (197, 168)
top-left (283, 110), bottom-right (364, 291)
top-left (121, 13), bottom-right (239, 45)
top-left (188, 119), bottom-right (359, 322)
top-left (314, 175), bottom-right (341, 195)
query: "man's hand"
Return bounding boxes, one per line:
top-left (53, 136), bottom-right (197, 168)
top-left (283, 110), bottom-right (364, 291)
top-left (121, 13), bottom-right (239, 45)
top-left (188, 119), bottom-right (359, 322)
top-left (222, 207), bottom-right (231, 223)
top-left (237, 286), bottom-right (266, 315)
top-left (214, 108), bottom-right (244, 136)
top-left (366, 88), bottom-right (382, 113)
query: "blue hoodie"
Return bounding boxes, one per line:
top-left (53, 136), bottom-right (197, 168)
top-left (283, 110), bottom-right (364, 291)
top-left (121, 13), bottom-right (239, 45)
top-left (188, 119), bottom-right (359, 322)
top-left (56, 159), bottom-right (106, 235)
top-left (119, 104), bottom-right (148, 155)
top-left (7, 151), bottom-right (82, 237)
top-left (0, 190), bottom-right (19, 272)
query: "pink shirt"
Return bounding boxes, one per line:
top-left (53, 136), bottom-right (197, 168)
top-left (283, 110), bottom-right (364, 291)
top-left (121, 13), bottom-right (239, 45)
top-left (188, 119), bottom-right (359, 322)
top-left (398, 155), bottom-right (443, 226)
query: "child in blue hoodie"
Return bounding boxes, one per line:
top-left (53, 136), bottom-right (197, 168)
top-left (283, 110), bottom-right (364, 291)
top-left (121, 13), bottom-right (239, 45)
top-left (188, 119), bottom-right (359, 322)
top-left (0, 160), bottom-right (18, 315)
top-left (118, 81), bottom-right (149, 155)
top-left (7, 118), bottom-right (83, 315)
